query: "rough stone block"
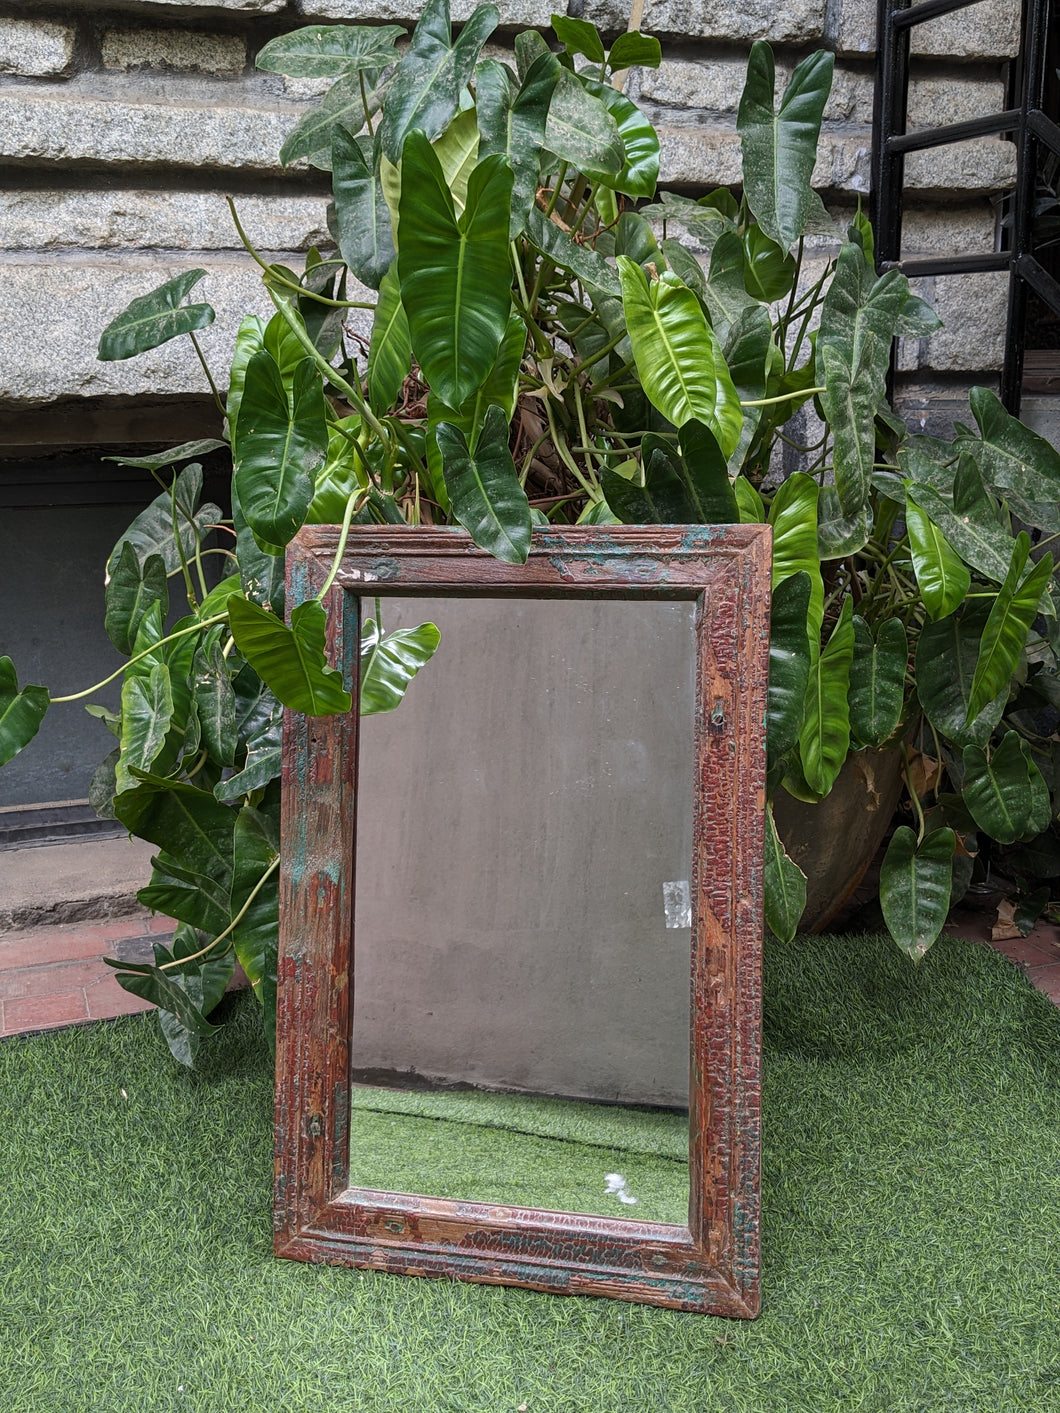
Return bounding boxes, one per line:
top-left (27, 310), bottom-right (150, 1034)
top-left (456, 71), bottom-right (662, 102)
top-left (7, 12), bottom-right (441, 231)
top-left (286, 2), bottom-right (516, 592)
top-left (0, 256), bottom-right (373, 408)
top-left (0, 85), bottom-right (302, 174)
top-left (835, 0), bottom-right (1020, 58)
top-left (102, 29), bottom-right (247, 77)
top-left (62, 0), bottom-right (286, 9)
top-left (904, 136), bottom-right (1016, 195)
top-left (297, 0), bottom-right (554, 23)
top-left (918, 270), bottom-right (1008, 372)
top-left (0, 19), bottom-right (76, 78)
top-left (0, 190), bottom-right (331, 253)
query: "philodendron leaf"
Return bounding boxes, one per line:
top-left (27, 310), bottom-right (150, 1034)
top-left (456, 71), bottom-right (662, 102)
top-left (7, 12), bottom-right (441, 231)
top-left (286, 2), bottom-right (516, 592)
top-left (550, 12), bottom-right (605, 62)
top-left (767, 570), bottom-right (812, 762)
top-left (227, 596), bottom-right (352, 715)
top-left (903, 490), bottom-right (970, 620)
top-left (192, 641), bottom-right (237, 767)
top-left (608, 31), bottom-right (662, 73)
top-left (367, 262), bottom-right (412, 414)
top-left (106, 463), bottom-right (221, 583)
top-left (104, 543), bottom-right (169, 657)
top-left (330, 127), bottom-right (395, 290)
top-left (360, 618), bottom-right (442, 715)
top-left (379, 0), bottom-right (499, 163)
top-left (233, 353), bottom-right (328, 550)
top-left (967, 532), bottom-right (1054, 725)
top-left (544, 68), bottom-right (624, 179)
top-left (819, 338), bottom-right (877, 519)
top-left (214, 672), bottom-right (283, 802)
top-left (768, 472), bottom-right (823, 647)
top-left (676, 420), bottom-right (740, 522)
top-left (601, 449), bottom-right (686, 524)
top-left (879, 825), bottom-right (956, 960)
top-left (476, 54), bottom-right (558, 238)
top-left (0, 657), bottom-right (49, 768)
top-left (737, 43), bottom-right (834, 249)
top-left (152, 924), bottom-right (236, 1067)
top-left (799, 598), bottom-right (854, 797)
top-left (308, 419), bottom-right (368, 524)
top-left (104, 439), bottom-right (227, 472)
top-left (114, 773), bottom-right (236, 915)
top-left (398, 135), bottom-right (514, 409)
top-left (816, 485), bottom-right (870, 559)
top-left (256, 23), bottom-right (404, 78)
top-left (280, 71), bottom-right (377, 168)
top-left (103, 956), bottom-right (221, 1038)
top-left (230, 805), bottom-right (280, 1051)
top-left (906, 464), bottom-right (1013, 586)
top-left (582, 79), bottom-right (660, 200)
top-left (848, 616), bottom-right (907, 749)
top-left (617, 255), bottom-right (742, 453)
top-left (962, 732), bottom-right (1052, 845)
top-left (915, 602), bottom-right (1007, 750)
top-left (763, 803), bottom-right (807, 943)
top-left (116, 662), bottom-right (174, 793)
top-left (967, 385), bottom-right (1060, 505)
top-left (525, 204), bottom-right (622, 298)
top-left (742, 225), bottom-right (796, 302)
top-left (97, 270), bottom-right (214, 361)
top-left (436, 403), bottom-right (532, 564)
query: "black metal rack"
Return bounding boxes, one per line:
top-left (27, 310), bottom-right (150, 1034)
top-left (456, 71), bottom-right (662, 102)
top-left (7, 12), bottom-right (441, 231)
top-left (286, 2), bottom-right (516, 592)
top-left (872, 0), bottom-right (1060, 412)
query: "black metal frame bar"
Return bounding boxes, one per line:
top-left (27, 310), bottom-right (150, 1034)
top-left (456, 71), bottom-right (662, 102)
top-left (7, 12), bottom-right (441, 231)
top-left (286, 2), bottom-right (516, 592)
top-left (872, 0), bottom-right (1060, 412)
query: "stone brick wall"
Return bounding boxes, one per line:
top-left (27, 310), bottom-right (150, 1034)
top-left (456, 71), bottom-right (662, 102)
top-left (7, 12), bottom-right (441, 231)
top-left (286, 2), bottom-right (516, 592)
top-left (0, 0), bottom-right (1022, 451)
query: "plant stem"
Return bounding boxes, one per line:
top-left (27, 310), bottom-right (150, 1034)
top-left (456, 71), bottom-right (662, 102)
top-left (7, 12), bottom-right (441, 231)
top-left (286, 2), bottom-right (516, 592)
top-left (316, 486), bottom-right (367, 600)
top-left (158, 856), bottom-right (280, 971)
top-left (901, 743), bottom-right (927, 846)
top-left (741, 387), bottom-right (826, 408)
top-left (227, 198), bottom-right (376, 309)
top-left (51, 613), bottom-right (229, 702)
top-left (359, 70), bottom-right (374, 136)
top-left (188, 331), bottom-right (226, 419)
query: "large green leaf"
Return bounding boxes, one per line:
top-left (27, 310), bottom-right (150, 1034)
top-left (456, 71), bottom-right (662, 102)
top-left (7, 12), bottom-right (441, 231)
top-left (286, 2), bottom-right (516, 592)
top-left (476, 54), bottom-right (558, 238)
top-left (550, 12), bottom-right (605, 62)
top-left (816, 485), bottom-right (870, 559)
top-left (767, 571), bottom-right (812, 761)
top-left (104, 954), bottom-right (222, 1040)
top-left (138, 852), bottom-right (229, 936)
top-left (114, 773), bottom-right (236, 906)
top-left (366, 263), bottom-right (412, 414)
top-left (526, 204), bottom-right (622, 298)
top-left (379, 0), bottom-right (498, 163)
top-left (915, 602), bottom-right (1007, 750)
top-left (436, 404), bottom-right (531, 564)
top-left (967, 386), bottom-right (1060, 506)
top-left (193, 641), bottom-right (237, 767)
top-left (736, 43), bottom-right (834, 249)
top-left (257, 24), bottom-right (404, 78)
top-left (608, 31), bottom-right (662, 73)
top-left (398, 135), bottom-right (514, 409)
top-left (232, 481), bottom-right (284, 614)
top-left (768, 472), bottom-right (823, 647)
top-left (676, 420), bottom-right (740, 522)
top-left (0, 657), bottom-right (49, 768)
top-left (879, 825), bottom-right (955, 960)
top-left (227, 596), bottom-right (352, 716)
top-left (742, 225), bottom-right (796, 302)
top-left (903, 491), bottom-right (970, 620)
top-left (106, 463), bottom-right (221, 582)
top-left (818, 339), bottom-right (877, 519)
top-left (601, 450), bottom-right (688, 525)
top-left (307, 419), bottom-right (369, 524)
top-left (230, 805), bottom-right (280, 1051)
top-left (104, 439), bottom-right (227, 473)
top-left (543, 67), bottom-right (624, 179)
top-left (117, 662), bottom-right (174, 794)
top-left (763, 803), bottom-right (807, 943)
top-left (280, 72), bottom-right (375, 168)
top-left (582, 79), bottom-right (660, 200)
top-left (97, 270), bottom-right (214, 361)
top-left (214, 673), bottom-right (283, 802)
top-left (360, 618), bottom-right (442, 715)
top-left (906, 462), bottom-right (1013, 585)
top-left (233, 353), bottom-right (328, 550)
top-left (330, 127), bottom-right (395, 290)
top-left (967, 533), bottom-right (1054, 724)
top-left (617, 256), bottom-right (742, 453)
top-left (104, 542), bottom-right (169, 656)
top-left (848, 616), bottom-right (906, 748)
top-left (150, 924), bottom-right (235, 1066)
top-left (962, 732), bottom-right (1052, 844)
top-left (704, 233), bottom-right (758, 338)
top-left (799, 598), bottom-right (854, 797)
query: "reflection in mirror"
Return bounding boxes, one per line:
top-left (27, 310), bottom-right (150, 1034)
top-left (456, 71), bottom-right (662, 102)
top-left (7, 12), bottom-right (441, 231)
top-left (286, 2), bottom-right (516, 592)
top-left (350, 597), bottom-right (695, 1226)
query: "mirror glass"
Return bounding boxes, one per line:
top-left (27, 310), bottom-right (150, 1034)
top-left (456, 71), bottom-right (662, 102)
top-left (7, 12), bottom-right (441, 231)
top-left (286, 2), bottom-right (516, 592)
top-left (349, 596), bottom-right (695, 1226)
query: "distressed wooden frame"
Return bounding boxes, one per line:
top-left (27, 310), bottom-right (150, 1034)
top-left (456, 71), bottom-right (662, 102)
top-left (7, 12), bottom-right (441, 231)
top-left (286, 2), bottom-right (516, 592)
top-left (275, 524), bottom-right (770, 1317)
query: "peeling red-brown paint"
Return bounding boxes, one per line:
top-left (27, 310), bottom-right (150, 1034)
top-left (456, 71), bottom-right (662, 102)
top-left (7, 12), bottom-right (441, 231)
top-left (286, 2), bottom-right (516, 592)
top-left (274, 525), bottom-right (770, 1317)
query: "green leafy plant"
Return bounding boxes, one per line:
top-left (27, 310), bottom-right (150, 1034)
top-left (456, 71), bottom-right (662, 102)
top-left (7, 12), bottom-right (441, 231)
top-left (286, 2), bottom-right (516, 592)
top-left (3, 3), bottom-right (1059, 1061)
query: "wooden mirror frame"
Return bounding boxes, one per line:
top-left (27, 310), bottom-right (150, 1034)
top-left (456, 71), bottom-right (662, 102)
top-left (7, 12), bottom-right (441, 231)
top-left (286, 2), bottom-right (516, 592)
top-left (274, 524), bottom-right (770, 1317)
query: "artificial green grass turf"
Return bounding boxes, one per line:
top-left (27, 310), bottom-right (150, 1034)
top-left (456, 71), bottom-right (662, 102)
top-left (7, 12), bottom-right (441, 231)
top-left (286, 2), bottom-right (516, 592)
top-left (348, 1087), bottom-right (690, 1222)
top-left (0, 932), bottom-right (1058, 1413)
